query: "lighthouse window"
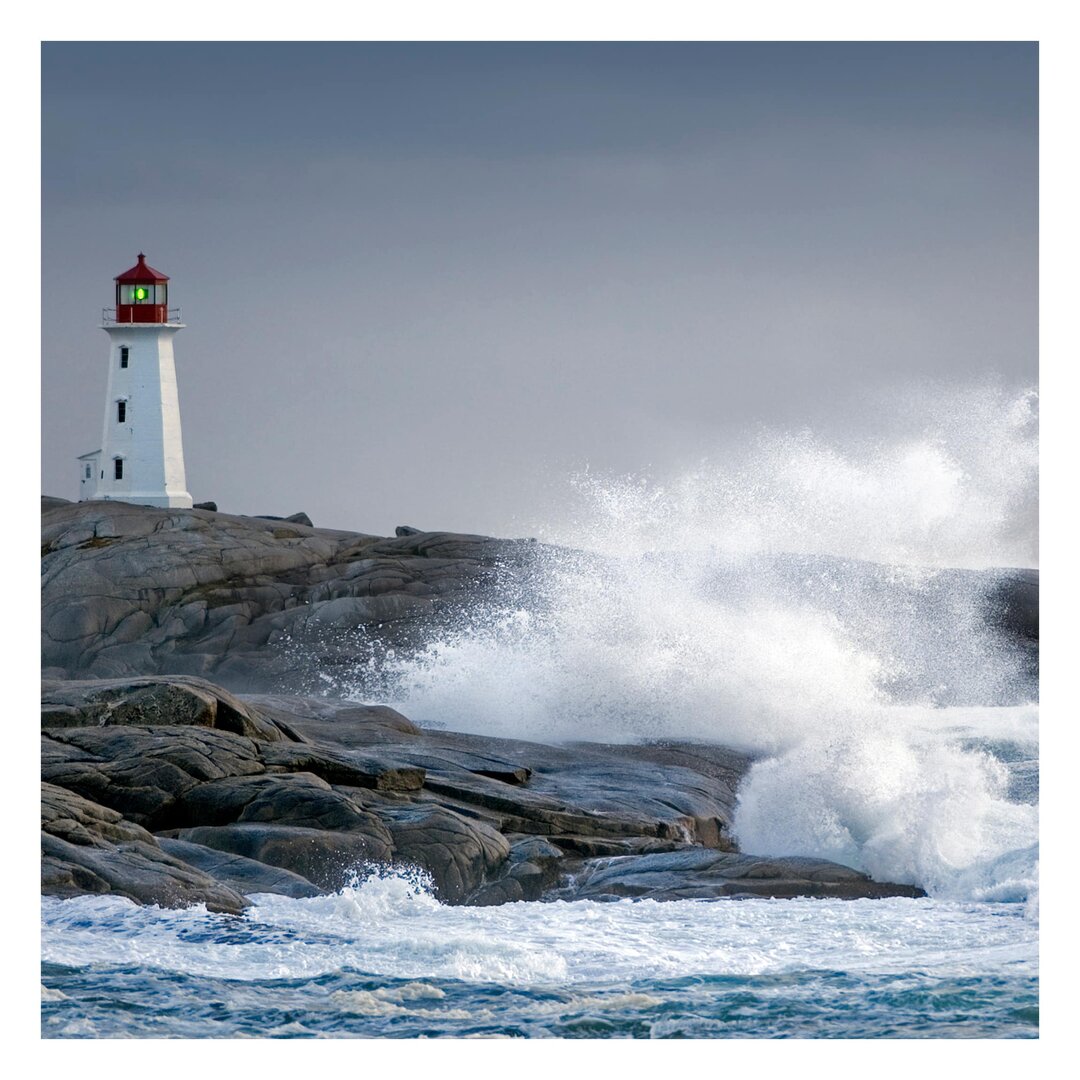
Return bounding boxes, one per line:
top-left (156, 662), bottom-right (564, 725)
top-left (117, 401), bottom-right (126, 423)
top-left (84, 464), bottom-right (91, 479)
top-left (120, 347), bottom-right (129, 368)
top-left (114, 458), bottom-right (124, 480)
top-left (119, 283), bottom-right (167, 305)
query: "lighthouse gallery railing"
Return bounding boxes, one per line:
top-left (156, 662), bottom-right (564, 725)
top-left (102, 307), bottom-right (183, 325)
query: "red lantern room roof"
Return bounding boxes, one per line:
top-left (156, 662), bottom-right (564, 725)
top-left (114, 253), bottom-right (169, 284)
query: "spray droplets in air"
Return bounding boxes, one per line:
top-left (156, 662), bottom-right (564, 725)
top-left (548, 385), bottom-right (1038, 569)
top-left (358, 385), bottom-right (1036, 739)
top-left (333, 386), bottom-right (1037, 897)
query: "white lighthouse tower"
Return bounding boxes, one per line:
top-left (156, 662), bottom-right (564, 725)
top-left (78, 254), bottom-right (193, 508)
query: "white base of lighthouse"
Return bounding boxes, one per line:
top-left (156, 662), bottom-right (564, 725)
top-left (79, 322), bottom-right (193, 509)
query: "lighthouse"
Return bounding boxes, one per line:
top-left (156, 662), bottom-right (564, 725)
top-left (78, 254), bottom-right (193, 508)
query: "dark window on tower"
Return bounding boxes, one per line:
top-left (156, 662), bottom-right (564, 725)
top-left (114, 459), bottom-right (124, 480)
top-left (84, 464), bottom-right (92, 479)
top-left (117, 401), bottom-right (127, 423)
top-left (120, 347), bottom-right (129, 368)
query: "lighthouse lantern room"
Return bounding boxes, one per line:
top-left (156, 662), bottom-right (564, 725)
top-left (77, 254), bottom-right (194, 508)
top-left (114, 252), bottom-right (170, 323)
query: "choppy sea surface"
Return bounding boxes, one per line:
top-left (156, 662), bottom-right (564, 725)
top-left (42, 879), bottom-right (1037, 1039)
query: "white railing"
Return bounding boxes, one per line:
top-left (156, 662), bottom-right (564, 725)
top-left (102, 307), bottom-right (182, 324)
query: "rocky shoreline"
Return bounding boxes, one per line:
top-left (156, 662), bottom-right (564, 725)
top-left (41, 497), bottom-right (1037, 911)
top-left (42, 674), bottom-right (925, 911)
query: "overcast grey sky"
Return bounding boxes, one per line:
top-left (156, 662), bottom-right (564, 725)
top-left (41, 42), bottom-right (1037, 537)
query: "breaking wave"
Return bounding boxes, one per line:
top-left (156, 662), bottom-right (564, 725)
top-left (336, 386), bottom-right (1038, 900)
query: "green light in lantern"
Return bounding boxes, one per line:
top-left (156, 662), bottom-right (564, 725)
top-left (134, 287), bottom-right (148, 301)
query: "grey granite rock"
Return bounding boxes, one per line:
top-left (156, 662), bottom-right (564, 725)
top-left (41, 782), bottom-right (249, 913)
top-left (42, 499), bottom-right (531, 690)
top-left (156, 837), bottom-right (322, 898)
top-left (559, 848), bottom-right (926, 901)
top-left (42, 724), bottom-right (267, 828)
top-left (39, 676), bottom-right (930, 908)
top-left (41, 674), bottom-right (290, 741)
top-left (376, 804), bottom-right (510, 904)
top-left (259, 742), bottom-right (425, 791)
top-left (172, 823), bottom-right (393, 891)
top-left (173, 772), bottom-right (390, 834)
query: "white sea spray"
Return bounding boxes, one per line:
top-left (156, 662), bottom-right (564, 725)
top-left (338, 387), bottom-right (1038, 899)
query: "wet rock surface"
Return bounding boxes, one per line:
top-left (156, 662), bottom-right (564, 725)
top-left (41, 675), bottom-right (927, 908)
top-left (558, 849), bottom-right (926, 901)
top-left (41, 782), bottom-right (248, 914)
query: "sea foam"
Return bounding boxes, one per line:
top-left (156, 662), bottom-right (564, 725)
top-left (41, 879), bottom-right (1038, 987)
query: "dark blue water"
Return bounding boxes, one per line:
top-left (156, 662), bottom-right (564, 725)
top-left (40, 963), bottom-right (1039, 1039)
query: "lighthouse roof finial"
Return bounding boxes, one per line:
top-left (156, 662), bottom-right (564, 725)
top-left (116, 253), bottom-right (169, 284)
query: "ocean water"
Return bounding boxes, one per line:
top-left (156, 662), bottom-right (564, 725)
top-left (41, 877), bottom-right (1038, 1039)
top-left (41, 387), bottom-right (1039, 1038)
